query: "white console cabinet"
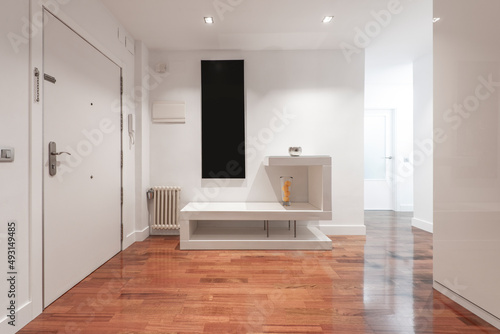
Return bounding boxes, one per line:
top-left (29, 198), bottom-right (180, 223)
top-left (180, 156), bottom-right (332, 250)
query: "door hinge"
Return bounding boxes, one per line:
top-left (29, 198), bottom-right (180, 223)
top-left (120, 223), bottom-right (123, 242)
top-left (120, 76), bottom-right (123, 95)
top-left (120, 151), bottom-right (123, 168)
top-left (34, 68), bottom-right (40, 103)
top-left (121, 186), bottom-right (123, 205)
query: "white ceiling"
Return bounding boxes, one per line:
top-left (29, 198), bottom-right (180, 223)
top-left (101, 0), bottom-right (406, 51)
top-left (102, 0), bottom-right (432, 85)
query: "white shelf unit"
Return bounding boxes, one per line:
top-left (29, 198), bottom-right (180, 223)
top-left (263, 155), bottom-right (332, 214)
top-left (180, 156), bottom-right (332, 250)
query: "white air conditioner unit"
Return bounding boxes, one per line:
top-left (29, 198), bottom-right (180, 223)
top-left (152, 101), bottom-right (185, 123)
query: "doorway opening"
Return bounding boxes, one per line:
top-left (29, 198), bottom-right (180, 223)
top-left (364, 109), bottom-right (396, 210)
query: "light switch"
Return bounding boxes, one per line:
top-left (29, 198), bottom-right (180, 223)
top-left (0, 147), bottom-right (14, 162)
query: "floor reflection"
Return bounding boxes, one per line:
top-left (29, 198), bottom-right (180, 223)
top-left (362, 211), bottom-right (498, 334)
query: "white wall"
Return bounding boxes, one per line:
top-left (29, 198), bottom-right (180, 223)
top-left (0, 0), bottom-right (138, 332)
top-left (434, 0), bottom-right (500, 328)
top-left (134, 41), bottom-right (151, 241)
top-left (412, 52), bottom-right (433, 232)
top-left (365, 64), bottom-right (414, 211)
top-left (149, 50), bottom-right (366, 235)
top-left (0, 1), bottom-right (31, 331)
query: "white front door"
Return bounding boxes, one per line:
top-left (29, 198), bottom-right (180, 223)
top-left (43, 11), bottom-right (122, 307)
top-left (364, 109), bottom-right (395, 210)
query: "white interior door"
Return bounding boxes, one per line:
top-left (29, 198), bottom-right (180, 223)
top-left (43, 11), bottom-right (121, 307)
top-left (364, 109), bottom-right (395, 210)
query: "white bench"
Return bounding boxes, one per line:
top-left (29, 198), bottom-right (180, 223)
top-left (180, 202), bottom-right (332, 250)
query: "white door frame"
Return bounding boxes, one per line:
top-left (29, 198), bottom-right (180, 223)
top-left (29, 2), bottom-right (125, 317)
top-left (364, 108), bottom-right (397, 211)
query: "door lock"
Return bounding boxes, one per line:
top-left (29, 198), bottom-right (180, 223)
top-left (49, 141), bottom-right (71, 176)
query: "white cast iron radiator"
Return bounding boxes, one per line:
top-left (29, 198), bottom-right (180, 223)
top-left (151, 186), bottom-right (181, 230)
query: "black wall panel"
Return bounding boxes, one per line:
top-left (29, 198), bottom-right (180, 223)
top-left (201, 60), bottom-right (245, 179)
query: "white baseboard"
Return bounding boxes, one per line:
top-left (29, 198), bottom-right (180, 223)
top-left (123, 231), bottom-right (135, 250)
top-left (135, 226), bottom-right (150, 241)
top-left (434, 281), bottom-right (500, 330)
top-left (318, 224), bottom-right (366, 236)
top-left (0, 300), bottom-right (33, 334)
top-left (123, 226), bottom-right (150, 250)
top-left (398, 204), bottom-right (414, 212)
top-left (412, 217), bottom-right (433, 233)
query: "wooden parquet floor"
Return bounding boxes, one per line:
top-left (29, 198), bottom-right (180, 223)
top-left (19, 211), bottom-right (500, 333)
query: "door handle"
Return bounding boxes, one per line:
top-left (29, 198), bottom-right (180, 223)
top-left (48, 141), bottom-right (70, 176)
top-left (384, 156), bottom-right (393, 159)
top-left (51, 151), bottom-right (72, 156)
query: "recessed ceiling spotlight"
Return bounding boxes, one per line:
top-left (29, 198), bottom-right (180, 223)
top-left (204, 17), bottom-right (214, 24)
top-left (323, 16), bottom-right (334, 23)
top-left (433, 17), bottom-right (441, 23)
